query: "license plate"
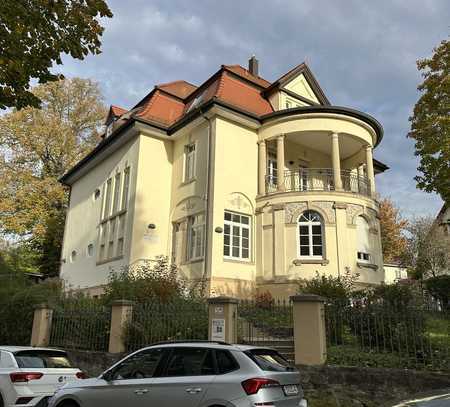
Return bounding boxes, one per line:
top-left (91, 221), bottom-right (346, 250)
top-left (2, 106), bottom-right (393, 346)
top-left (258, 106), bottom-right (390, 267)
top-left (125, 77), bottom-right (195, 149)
top-left (283, 384), bottom-right (299, 396)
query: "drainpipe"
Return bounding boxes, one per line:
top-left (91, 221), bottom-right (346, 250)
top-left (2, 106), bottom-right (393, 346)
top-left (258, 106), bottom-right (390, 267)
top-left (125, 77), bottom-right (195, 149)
top-left (200, 108), bottom-right (213, 296)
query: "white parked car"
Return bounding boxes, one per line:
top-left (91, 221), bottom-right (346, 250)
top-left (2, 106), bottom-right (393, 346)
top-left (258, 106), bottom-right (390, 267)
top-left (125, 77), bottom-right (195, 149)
top-left (0, 346), bottom-right (85, 407)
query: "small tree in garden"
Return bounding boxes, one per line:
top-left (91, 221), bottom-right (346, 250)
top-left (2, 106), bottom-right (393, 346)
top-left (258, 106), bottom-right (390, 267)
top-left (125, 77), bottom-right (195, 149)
top-left (403, 217), bottom-right (450, 279)
top-left (378, 197), bottom-right (408, 263)
top-left (103, 256), bottom-right (203, 303)
top-left (425, 275), bottom-right (450, 310)
top-left (298, 269), bottom-right (359, 303)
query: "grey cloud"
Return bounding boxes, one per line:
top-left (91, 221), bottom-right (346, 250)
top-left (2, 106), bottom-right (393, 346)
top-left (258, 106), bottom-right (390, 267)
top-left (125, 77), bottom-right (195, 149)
top-left (60, 0), bottom-right (448, 217)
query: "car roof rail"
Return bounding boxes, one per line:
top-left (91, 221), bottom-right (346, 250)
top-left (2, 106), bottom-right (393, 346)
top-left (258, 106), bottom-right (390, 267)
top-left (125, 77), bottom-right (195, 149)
top-left (148, 340), bottom-right (231, 347)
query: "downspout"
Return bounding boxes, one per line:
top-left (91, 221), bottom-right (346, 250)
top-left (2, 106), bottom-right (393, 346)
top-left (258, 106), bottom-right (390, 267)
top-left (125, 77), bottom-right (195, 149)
top-left (200, 108), bottom-right (213, 296)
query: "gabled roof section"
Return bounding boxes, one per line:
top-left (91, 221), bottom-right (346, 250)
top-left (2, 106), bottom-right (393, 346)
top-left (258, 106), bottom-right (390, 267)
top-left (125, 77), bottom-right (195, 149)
top-left (135, 89), bottom-right (185, 126)
top-left (264, 62), bottom-right (331, 105)
top-left (156, 80), bottom-right (197, 99)
top-left (223, 65), bottom-right (271, 88)
top-left (184, 68), bottom-right (273, 117)
top-left (105, 105), bottom-right (127, 124)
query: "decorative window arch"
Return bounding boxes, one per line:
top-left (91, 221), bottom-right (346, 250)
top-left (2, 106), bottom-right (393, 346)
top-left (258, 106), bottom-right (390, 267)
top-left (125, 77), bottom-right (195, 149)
top-left (356, 215), bottom-right (371, 262)
top-left (298, 210), bottom-right (324, 258)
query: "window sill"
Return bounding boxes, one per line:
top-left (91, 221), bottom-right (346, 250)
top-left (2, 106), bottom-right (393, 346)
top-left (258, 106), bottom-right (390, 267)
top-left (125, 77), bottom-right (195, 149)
top-left (100, 209), bottom-right (127, 224)
top-left (293, 258), bottom-right (329, 266)
top-left (181, 258), bottom-right (204, 265)
top-left (180, 178), bottom-right (196, 187)
top-left (223, 258), bottom-right (254, 265)
top-left (357, 262), bottom-right (378, 270)
top-left (96, 255), bottom-right (124, 266)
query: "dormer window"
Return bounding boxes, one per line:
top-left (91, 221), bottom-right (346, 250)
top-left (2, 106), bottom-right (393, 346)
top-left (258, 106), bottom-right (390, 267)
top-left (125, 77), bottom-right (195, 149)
top-left (106, 122), bottom-right (114, 137)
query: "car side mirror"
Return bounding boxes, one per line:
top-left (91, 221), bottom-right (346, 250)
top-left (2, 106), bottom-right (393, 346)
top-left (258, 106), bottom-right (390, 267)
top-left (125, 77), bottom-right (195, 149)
top-left (101, 370), bottom-right (114, 382)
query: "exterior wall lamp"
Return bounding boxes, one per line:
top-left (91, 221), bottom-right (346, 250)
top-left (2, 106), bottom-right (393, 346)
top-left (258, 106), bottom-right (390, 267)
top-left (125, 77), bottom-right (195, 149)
top-left (148, 223), bottom-right (156, 229)
top-left (215, 227), bottom-right (223, 233)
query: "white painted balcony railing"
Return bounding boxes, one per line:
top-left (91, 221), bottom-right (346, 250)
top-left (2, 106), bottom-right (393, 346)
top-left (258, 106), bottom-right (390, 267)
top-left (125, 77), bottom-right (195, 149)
top-left (265, 168), bottom-right (371, 197)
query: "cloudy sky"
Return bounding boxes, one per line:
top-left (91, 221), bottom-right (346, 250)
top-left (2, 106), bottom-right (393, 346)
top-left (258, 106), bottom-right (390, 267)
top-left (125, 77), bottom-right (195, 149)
top-left (61, 0), bottom-right (449, 218)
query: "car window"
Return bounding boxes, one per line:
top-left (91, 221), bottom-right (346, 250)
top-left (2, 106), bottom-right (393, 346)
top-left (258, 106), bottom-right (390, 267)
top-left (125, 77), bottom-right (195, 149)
top-left (112, 348), bottom-right (166, 380)
top-left (14, 351), bottom-right (72, 369)
top-left (246, 349), bottom-right (295, 372)
top-left (215, 350), bottom-right (239, 374)
top-left (165, 348), bottom-right (215, 377)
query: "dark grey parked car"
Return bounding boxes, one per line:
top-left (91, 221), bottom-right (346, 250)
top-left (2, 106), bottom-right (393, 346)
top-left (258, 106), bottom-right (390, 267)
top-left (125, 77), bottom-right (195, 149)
top-left (48, 341), bottom-right (308, 407)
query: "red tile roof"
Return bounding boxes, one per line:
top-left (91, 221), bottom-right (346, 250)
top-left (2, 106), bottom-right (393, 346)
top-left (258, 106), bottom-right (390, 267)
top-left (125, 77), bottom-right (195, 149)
top-left (111, 105), bottom-right (127, 116)
top-left (108, 62), bottom-right (323, 127)
top-left (156, 80), bottom-right (197, 99)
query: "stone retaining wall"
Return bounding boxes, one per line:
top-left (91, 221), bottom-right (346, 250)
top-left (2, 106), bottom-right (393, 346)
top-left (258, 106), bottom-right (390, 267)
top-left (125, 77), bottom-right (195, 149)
top-left (67, 350), bottom-right (450, 407)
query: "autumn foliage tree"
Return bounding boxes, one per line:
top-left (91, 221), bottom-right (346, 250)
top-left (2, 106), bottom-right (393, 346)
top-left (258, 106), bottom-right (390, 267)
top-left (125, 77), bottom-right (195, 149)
top-left (378, 198), bottom-right (408, 263)
top-left (0, 0), bottom-right (112, 109)
top-left (0, 78), bottom-right (107, 276)
top-left (408, 38), bottom-right (450, 203)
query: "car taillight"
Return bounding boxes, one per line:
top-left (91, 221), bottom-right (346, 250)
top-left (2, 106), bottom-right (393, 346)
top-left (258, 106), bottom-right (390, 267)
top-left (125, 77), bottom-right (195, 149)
top-left (242, 378), bottom-right (280, 395)
top-left (10, 372), bottom-right (43, 383)
top-left (76, 371), bottom-right (88, 379)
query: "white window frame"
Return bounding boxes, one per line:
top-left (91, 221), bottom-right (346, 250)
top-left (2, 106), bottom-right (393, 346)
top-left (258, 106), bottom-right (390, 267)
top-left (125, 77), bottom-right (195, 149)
top-left (121, 167), bottom-right (130, 210)
top-left (187, 214), bottom-right (205, 261)
top-left (112, 172), bottom-right (122, 214)
top-left (267, 151), bottom-right (278, 187)
top-left (224, 211), bottom-right (251, 261)
top-left (297, 211), bottom-right (324, 259)
top-left (356, 216), bottom-right (371, 263)
top-left (183, 143), bottom-right (196, 182)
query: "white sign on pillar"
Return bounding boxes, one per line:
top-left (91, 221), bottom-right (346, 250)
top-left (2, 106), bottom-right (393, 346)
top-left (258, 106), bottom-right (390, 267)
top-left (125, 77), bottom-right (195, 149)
top-left (211, 319), bottom-right (226, 341)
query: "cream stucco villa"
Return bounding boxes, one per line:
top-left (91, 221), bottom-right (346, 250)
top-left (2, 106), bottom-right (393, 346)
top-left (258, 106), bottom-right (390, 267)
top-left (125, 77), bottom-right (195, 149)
top-left (60, 57), bottom-right (389, 298)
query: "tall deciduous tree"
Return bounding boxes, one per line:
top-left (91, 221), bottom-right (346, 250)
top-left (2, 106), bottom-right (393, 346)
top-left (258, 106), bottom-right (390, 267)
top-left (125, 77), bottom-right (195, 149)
top-left (404, 216), bottom-right (450, 280)
top-left (378, 198), bottom-right (408, 263)
top-left (408, 39), bottom-right (450, 203)
top-left (0, 0), bottom-right (112, 109)
top-left (0, 78), bottom-right (107, 276)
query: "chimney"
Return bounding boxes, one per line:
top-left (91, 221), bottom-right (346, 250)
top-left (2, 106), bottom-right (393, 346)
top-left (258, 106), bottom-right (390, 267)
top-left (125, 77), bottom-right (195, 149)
top-left (248, 55), bottom-right (259, 76)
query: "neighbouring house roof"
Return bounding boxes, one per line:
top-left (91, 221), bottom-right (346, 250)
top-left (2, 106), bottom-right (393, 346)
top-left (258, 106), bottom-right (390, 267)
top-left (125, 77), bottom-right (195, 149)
top-left (373, 158), bottom-right (389, 174)
top-left (61, 61), bottom-right (385, 185)
top-left (105, 105), bottom-right (127, 124)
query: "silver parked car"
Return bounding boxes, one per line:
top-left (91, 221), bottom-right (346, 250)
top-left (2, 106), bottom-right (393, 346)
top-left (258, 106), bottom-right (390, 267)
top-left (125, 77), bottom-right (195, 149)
top-left (48, 341), bottom-right (308, 407)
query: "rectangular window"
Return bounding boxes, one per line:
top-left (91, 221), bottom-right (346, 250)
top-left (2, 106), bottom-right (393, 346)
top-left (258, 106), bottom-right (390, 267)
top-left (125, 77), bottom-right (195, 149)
top-left (267, 152), bottom-right (278, 187)
top-left (187, 214), bottom-right (205, 261)
top-left (112, 172), bottom-right (121, 213)
top-left (107, 240), bottom-right (114, 259)
top-left (99, 244), bottom-right (105, 260)
top-left (117, 238), bottom-right (124, 257)
top-left (224, 211), bottom-right (251, 261)
top-left (184, 144), bottom-right (196, 182)
top-left (103, 178), bottom-right (112, 218)
top-left (121, 167), bottom-right (130, 210)
top-left (357, 251), bottom-right (370, 262)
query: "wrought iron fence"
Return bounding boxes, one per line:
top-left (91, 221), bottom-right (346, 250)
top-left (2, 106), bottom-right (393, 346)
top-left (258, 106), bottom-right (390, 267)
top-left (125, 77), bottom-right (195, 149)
top-left (49, 303), bottom-right (111, 351)
top-left (266, 168), bottom-right (371, 197)
top-left (325, 301), bottom-right (450, 371)
top-left (238, 299), bottom-right (293, 344)
top-left (125, 300), bottom-right (209, 352)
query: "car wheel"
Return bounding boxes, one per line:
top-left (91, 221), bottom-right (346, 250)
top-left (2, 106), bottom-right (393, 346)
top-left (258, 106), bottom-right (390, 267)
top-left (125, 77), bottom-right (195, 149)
top-left (58, 401), bottom-right (79, 407)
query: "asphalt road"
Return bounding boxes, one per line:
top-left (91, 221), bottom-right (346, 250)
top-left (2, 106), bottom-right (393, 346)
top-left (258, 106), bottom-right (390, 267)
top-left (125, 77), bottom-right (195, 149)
top-left (393, 392), bottom-right (450, 406)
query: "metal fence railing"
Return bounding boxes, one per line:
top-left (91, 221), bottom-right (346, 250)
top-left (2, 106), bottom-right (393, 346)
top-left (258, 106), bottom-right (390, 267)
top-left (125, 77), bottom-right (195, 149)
top-left (325, 301), bottom-right (450, 371)
top-left (266, 168), bottom-right (371, 197)
top-left (238, 299), bottom-right (293, 345)
top-left (49, 304), bottom-right (111, 351)
top-left (125, 300), bottom-right (208, 352)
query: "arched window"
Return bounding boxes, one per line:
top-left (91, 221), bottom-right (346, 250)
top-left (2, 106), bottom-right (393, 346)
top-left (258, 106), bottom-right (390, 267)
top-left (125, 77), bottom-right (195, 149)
top-left (298, 210), bottom-right (324, 258)
top-left (356, 216), bottom-right (371, 262)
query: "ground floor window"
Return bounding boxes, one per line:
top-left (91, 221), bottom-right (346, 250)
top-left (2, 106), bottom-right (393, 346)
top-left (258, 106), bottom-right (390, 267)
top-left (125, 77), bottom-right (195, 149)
top-left (187, 214), bottom-right (205, 261)
top-left (298, 210), bottom-right (324, 258)
top-left (224, 211), bottom-right (251, 261)
top-left (356, 215), bottom-right (371, 263)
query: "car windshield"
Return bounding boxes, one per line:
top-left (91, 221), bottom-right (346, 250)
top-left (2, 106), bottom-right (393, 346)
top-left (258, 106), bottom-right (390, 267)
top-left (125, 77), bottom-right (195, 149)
top-left (14, 350), bottom-right (73, 369)
top-left (246, 349), bottom-right (295, 372)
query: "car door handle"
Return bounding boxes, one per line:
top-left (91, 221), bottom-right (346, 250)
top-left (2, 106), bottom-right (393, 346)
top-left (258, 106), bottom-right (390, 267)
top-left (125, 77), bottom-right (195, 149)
top-left (185, 388), bottom-right (202, 394)
top-left (134, 389), bottom-right (149, 395)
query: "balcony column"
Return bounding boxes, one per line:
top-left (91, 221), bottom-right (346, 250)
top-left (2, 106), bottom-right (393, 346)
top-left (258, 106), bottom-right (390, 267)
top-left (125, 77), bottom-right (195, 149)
top-left (277, 134), bottom-right (286, 192)
top-left (365, 145), bottom-right (375, 196)
top-left (331, 132), bottom-right (343, 190)
top-left (258, 140), bottom-right (267, 195)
